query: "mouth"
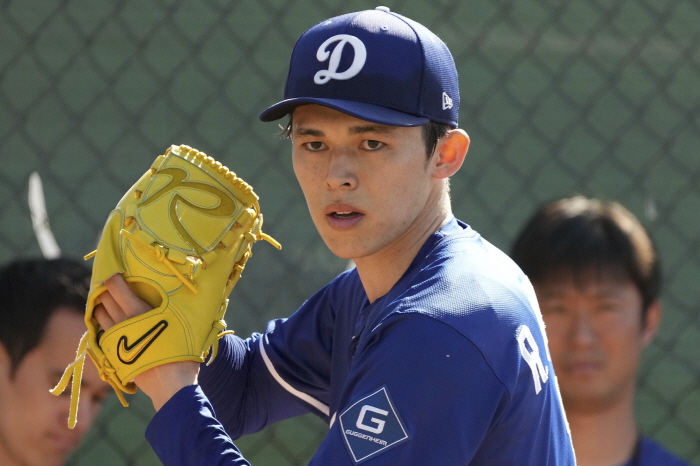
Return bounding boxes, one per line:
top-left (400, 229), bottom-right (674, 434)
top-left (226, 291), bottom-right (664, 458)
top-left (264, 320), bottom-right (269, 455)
top-left (330, 211), bottom-right (362, 219)
top-left (565, 360), bottom-right (603, 375)
top-left (325, 205), bottom-right (364, 230)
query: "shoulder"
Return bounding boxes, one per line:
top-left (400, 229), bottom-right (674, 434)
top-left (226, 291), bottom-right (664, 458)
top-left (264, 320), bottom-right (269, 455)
top-left (402, 224), bottom-right (534, 319)
top-left (639, 437), bottom-right (693, 466)
top-left (380, 228), bottom-right (549, 392)
top-left (392, 226), bottom-right (541, 353)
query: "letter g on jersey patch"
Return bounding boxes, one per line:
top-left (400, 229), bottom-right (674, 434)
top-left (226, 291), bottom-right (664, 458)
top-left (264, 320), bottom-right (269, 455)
top-left (339, 386), bottom-right (409, 463)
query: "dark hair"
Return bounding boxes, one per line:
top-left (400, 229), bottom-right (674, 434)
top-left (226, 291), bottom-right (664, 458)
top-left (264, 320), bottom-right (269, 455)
top-left (0, 258), bottom-right (91, 375)
top-left (511, 196), bottom-right (661, 316)
top-left (281, 115), bottom-right (451, 160)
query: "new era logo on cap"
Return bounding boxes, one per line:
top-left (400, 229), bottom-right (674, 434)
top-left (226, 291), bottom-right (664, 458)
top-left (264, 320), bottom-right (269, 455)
top-left (260, 6), bottom-right (460, 128)
top-left (442, 92), bottom-right (453, 110)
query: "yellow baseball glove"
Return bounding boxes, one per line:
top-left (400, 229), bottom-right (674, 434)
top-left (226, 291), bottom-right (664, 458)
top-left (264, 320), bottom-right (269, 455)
top-left (51, 144), bottom-right (280, 428)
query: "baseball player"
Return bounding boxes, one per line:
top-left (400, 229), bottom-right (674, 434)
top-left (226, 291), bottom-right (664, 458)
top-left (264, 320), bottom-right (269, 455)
top-left (94, 7), bottom-right (576, 465)
top-left (0, 258), bottom-right (109, 466)
top-left (511, 196), bottom-right (691, 466)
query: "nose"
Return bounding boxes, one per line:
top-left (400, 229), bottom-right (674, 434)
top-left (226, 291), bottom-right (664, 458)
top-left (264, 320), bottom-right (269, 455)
top-left (325, 148), bottom-right (357, 190)
top-left (569, 313), bottom-right (598, 348)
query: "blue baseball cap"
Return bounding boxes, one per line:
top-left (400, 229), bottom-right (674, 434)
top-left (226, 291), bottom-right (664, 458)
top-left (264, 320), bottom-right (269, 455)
top-left (259, 6), bottom-right (460, 127)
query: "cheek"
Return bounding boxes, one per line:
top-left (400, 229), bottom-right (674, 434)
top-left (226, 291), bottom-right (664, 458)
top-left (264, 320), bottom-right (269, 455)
top-left (599, 308), bottom-right (644, 342)
top-left (601, 320), bottom-right (644, 357)
top-left (292, 154), bottom-right (306, 186)
top-left (542, 316), bottom-right (567, 359)
top-left (9, 359), bottom-right (67, 423)
top-left (601, 334), bottom-right (643, 387)
top-left (0, 374), bottom-right (52, 444)
top-left (292, 155), bottom-right (321, 202)
top-left (378, 165), bottom-right (431, 213)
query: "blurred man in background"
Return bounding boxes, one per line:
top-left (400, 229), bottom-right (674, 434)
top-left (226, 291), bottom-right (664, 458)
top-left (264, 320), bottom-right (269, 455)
top-left (511, 196), bottom-right (690, 466)
top-left (0, 258), bottom-right (109, 466)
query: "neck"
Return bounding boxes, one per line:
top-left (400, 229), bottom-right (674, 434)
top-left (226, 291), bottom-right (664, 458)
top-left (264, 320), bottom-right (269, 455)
top-left (354, 184), bottom-right (451, 303)
top-left (567, 388), bottom-right (639, 466)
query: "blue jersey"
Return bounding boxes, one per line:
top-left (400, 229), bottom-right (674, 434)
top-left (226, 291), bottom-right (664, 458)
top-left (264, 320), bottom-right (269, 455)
top-left (146, 218), bottom-right (575, 465)
top-left (620, 436), bottom-right (692, 466)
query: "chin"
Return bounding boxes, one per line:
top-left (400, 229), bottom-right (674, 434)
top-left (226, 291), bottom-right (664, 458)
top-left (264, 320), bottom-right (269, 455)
top-left (325, 243), bottom-right (365, 261)
top-left (561, 388), bottom-right (620, 413)
top-left (317, 232), bottom-right (368, 260)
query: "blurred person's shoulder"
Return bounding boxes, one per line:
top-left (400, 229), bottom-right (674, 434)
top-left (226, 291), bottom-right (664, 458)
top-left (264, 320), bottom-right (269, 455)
top-left (631, 436), bottom-right (694, 466)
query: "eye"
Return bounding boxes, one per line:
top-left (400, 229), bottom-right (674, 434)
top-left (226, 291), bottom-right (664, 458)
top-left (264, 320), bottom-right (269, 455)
top-left (303, 141), bottom-right (326, 151)
top-left (540, 303), bottom-right (566, 315)
top-left (361, 140), bottom-right (384, 151)
top-left (597, 301), bottom-right (619, 313)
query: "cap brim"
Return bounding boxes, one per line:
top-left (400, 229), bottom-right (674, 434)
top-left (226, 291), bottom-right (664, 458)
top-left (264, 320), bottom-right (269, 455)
top-left (259, 98), bottom-right (430, 127)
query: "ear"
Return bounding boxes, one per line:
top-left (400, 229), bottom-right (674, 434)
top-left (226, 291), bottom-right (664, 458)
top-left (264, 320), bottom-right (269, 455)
top-left (0, 341), bottom-right (11, 380)
top-left (0, 341), bottom-right (9, 363)
top-left (431, 129), bottom-right (470, 179)
top-left (641, 300), bottom-right (662, 348)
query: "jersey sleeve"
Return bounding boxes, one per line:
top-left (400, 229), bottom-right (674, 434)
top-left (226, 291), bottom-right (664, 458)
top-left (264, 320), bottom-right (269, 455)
top-left (196, 332), bottom-right (310, 439)
top-left (198, 275), bottom-right (347, 438)
top-left (145, 385), bottom-right (252, 466)
top-left (308, 313), bottom-right (511, 465)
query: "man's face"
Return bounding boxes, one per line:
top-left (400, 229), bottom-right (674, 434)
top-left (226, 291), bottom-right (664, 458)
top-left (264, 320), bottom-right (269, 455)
top-left (291, 104), bottom-right (436, 260)
top-left (534, 270), bottom-right (659, 414)
top-left (0, 308), bottom-right (109, 466)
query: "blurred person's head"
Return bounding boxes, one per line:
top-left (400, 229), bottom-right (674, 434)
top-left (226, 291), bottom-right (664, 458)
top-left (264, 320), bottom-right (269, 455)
top-left (0, 258), bottom-right (109, 466)
top-left (511, 196), bottom-right (661, 414)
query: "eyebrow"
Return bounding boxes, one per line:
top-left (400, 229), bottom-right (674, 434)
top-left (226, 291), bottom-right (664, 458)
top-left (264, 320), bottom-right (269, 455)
top-left (293, 124), bottom-right (395, 137)
top-left (348, 124), bottom-right (394, 135)
top-left (538, 289), bottom-right (624, 300)
top-left (294, 127), bottom-right (324, 137)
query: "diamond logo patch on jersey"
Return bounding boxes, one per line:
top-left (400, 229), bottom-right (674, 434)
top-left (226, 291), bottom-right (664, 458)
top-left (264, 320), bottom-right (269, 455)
top-left (339, 386), bottom-right (409, 463)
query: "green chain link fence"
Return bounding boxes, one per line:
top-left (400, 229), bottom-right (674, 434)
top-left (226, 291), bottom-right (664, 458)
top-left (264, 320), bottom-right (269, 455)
top-left (1, 0), bottom-right (698, 464)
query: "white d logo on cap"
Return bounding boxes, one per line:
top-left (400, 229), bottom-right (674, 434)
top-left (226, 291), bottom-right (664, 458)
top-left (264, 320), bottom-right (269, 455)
top-left (314, 34), bottom-right (367, 85)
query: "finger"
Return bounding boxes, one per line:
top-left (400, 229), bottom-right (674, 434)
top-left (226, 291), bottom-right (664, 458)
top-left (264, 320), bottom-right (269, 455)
top-left (104, 274), bottom-right (152, 318)
top-left (98, 289), bottom-right (129, 324)
top-left (93, 303), bottom-right (116, 331)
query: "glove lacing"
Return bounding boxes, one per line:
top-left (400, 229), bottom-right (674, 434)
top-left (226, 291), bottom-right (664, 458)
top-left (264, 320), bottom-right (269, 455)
top-left (50, 332), bottom-right (133, 429)
top-left (49, 332), bottom-right (88, 429)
